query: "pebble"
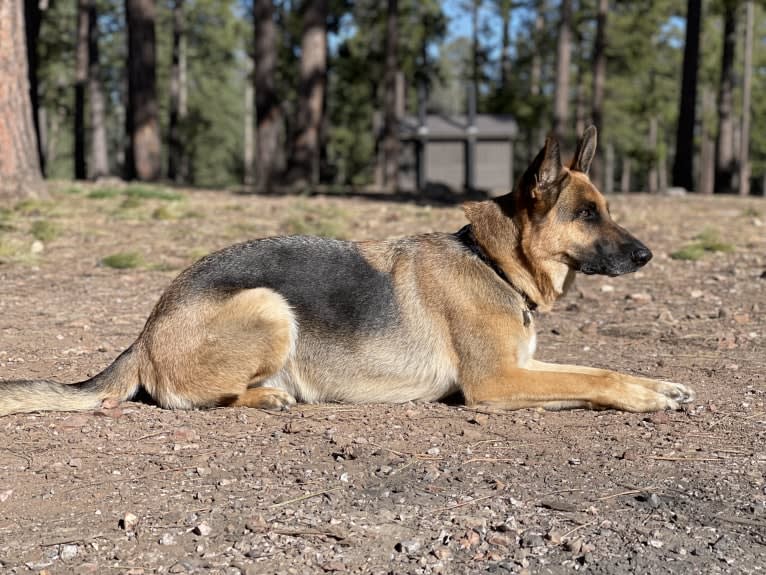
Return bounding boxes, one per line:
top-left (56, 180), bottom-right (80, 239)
top-left (395, 539), bottom-right (422, 554)
top-left (121, 512), bottom-right (139, 532)
top-left (648, 539), bottom-right (664, 548)
top-left (193, 522), bottom-right (212, 536)
top-left (30, 240), bottom-right (44, 254)
top-left (159, 533), bottom-right (176, 545)
top-left (627, 292), bottom-right (652, 304)
top-left (427, 447), bottom-right (440, 456)
top-left (0, 489), bottom-right (12, 503)
top-left (600, 285), bottom-right (615, 293)
top-left (520, 531), bottom-right (545, 548)
top-left (59, 544), bottom-right (78, 560)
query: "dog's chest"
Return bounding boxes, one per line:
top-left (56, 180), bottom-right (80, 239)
top-left (516, 326), bottom-right (537, 367)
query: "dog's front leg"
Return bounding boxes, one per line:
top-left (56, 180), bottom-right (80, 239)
top-left (525, 359), bottom-right (696, 406)
top-left (462, 365), bottom-right (693, 413)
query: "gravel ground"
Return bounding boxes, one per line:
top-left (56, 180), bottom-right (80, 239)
top-left (0, 186), bottom-right (764, 574)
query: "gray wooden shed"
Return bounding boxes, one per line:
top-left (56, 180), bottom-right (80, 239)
top-left (398, 114), bottom-right (518, 196)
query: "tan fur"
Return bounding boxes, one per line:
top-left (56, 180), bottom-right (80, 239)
top-left (0, 127), bottom-right (695, 416)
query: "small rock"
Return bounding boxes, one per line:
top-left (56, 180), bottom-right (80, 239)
top-left (59, 544), bottom-right (78, 560)
top-left (339, 472), bottom-right (350, 482)
top-left (467, 414), bottom-right (488, 426)
top-left (100, 398), bottom-right (121, 410)
top-left (600, 285), bottom-right (615, 293)
top-left (193, 522), bottom-right (212, 536)
top-left (395, 539), bottom-right (422, 554)
top-left (321, 561), bottom-right (345, 572)
top-left (30, 240), bottom-right (44, 254)
top-left (68, 458), bottom-right (82, 468)
top-left (245, 515), bottom-right (267, 532)
top-left (690, 289), bottom-right (704, 299)
top-left (565, 538), bottom-right (583, 553)
top-left (547, 530), bottom-right (562, 545)
top-left (159, 533), bottom-right (176, 545)
top-left (120, 512), bottom-right (139, 532)
top-left (520, 531), bottom-right (545, 548)
top-left (647, 538), bottom-right (664, 548)
top-left (426, 447), bottom-right (440, 456)
top-left (627, 293), bottom-right (652, 304)
top-left (0, 489), bottom-right (12, 503)
top-left (486, 533), bottom-right (512, 547)
top-left (568, 458), bottom-right (581, 465)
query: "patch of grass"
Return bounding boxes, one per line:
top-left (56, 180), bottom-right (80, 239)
top-left (87, 188), bottom-right (122, 199)
top-left (14, 199), bottom-right (55, 216)
top-left (119, 196), bottom-right (144, 210)
top-left (742, 206), bottom-right (762, 218)
top-left (124, 185), bottom-right (183, 202)
top-left (0, 239), bottom-right (37, 264)
top-left (30, 220), bottom-right (59, 242)
top-left (670, 228), bottom-right (734, 261)
top-left (61, 186), bottom-right (84, 195)
top-left (151, 205), bottom-right (178, 220)
top-left (101, 251), bottom-right (144, 269)
top-left (284, 203), bottom-right (350, 239)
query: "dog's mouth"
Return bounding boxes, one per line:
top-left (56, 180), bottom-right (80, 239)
top-left (579, 261), bottom-right (639, 277)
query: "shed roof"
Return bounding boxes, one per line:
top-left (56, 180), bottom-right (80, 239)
top-left (399, 114), bottom-right (518, 140)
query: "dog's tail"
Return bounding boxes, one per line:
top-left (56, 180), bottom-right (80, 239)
top-left (0, 345), bottom-right (141, 416)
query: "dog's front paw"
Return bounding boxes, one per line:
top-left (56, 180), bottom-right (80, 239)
top-left (657, 381), bottom-right (696, 404)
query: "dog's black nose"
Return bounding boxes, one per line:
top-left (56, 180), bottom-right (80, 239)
top-left (631, 247), bottom-right (653, 266)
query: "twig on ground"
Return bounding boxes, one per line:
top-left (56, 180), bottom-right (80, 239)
top-left (270, 486), bottom-right (342, 508)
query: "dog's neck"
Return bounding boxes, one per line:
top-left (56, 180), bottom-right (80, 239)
top-left (462, 198), bottom-right (571, 313)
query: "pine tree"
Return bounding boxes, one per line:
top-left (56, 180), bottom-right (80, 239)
top-left (0, 0), bottom-right (43, 198)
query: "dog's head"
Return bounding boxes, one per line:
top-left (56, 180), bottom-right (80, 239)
top-left (513, 126), bottom-right (652, 278)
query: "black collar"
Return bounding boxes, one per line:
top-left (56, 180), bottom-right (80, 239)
top-left (454, 225), bottom-right (538, 323)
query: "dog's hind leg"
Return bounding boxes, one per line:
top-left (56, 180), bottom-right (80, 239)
top-left (140, 287), bottom-right (297, 410)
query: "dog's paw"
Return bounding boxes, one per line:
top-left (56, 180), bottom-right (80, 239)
top-left (657, 381), bottom-right (696, 404)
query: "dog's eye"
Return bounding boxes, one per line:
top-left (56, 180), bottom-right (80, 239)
top-left (576, 206), bottom-right (598, 221)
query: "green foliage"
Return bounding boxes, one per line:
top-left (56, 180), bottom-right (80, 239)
top-left (283, 203), bottom-right (350, 238)
top-left (101, 252), bottom-right (144, 269)
top-left (670, 228), bottom-right (734, 260)
top-left (30, 221), bottom-right (59, 242)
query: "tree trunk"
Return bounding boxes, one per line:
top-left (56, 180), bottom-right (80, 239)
top-left (167, 0), bottom-right (187, 182)
top-left (243, 60), bottom-right (255, 187)
top-left (24, 0), bottom-right (45, 175)
top-left (574, 32), bottom-right (587, 136)
top-left (382, 0), bottom-right (399, 191)
top-left (289, 0), bottom-right (327, 186)
top-left (254, 0), bottom-right (281, 192)
top-left (553, 0), bottom-right (572, 145)
top-left (647, 116), bottom-right (658, 193)
top-left (75, 0), bottom-right (89, 180)
top-left (126, 0), bottom-right (161, 181)
top-left (590, 0), bottom-right (607, 189)
top-left (620, 156), bottom-right (631, 194)
top-left (528, 0), bottom-right (546, 161)
top-left (699, 87), bottom-right (715, 195)
top-left (499, 0), bottom-right (512, 88)
top-left (471, 0), bottom-right (480, 110)
top-left (672, 0), bottom-right (701, 191)
top-left (604, 143), bottom-right (614, 193)
top-left (738, 1), bottom-right (754, 196)
top-left (88, 1), bottom-right (109, 178)
top-left (714, 2), bottom-right (737, 194)
top-left (0, 0), bottom-right (43, 198)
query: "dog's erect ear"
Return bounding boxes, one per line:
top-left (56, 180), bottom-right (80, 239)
top-left (570, 125), bottom-right (597, 175)
top-left (526, 135), bottom-right (563, 201)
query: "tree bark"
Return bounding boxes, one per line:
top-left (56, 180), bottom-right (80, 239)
top-left (590, 0), bottom-right (607, 189)
top-left (738, 1), bottom-right (754, 196)
top-left (289, 0), bottom-right (327, 186)
top-left (382, 0), bottom-right (399, 190)
top-left (167, 0), bottom-right (187, 182)
top-left (553, 0), bottom-right (572, 144)
top-left (243, 59), bottom-right (255, 187)
top-left (498, 0), bottom-right (512, 88)
top-left (672, 0), bottom-right (701, 191)
top-left (699, 87), bottom-right (715, 195)
top-left (620, 156), bottom-right (631, 194)
top-left (75, 0), bottom-right (89, 180)
top-left (714, 2), bottom-right (737, 194)
top-left (647, 116), bottom-right (658, 193)
top-left (88, 1), bottom-right (109, 178)
top-left (471, 0), bottom-right (480, 110)
top-left (0, 0), bottom-right (43, 198)
top-left (24, 0), bottom-right (45, 175)
top-left (254, 0), bottom-right (281, 192)
top-left (126, 0), bottom-right (161, 181)
top-left (528, 0), bottom-right (546, 161)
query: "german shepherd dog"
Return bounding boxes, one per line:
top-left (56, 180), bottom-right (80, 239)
top-left (0, 127), bottom-right (695, 416)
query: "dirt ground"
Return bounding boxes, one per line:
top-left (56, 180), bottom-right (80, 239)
top-left (0, 185), bottom-right (764, 574)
